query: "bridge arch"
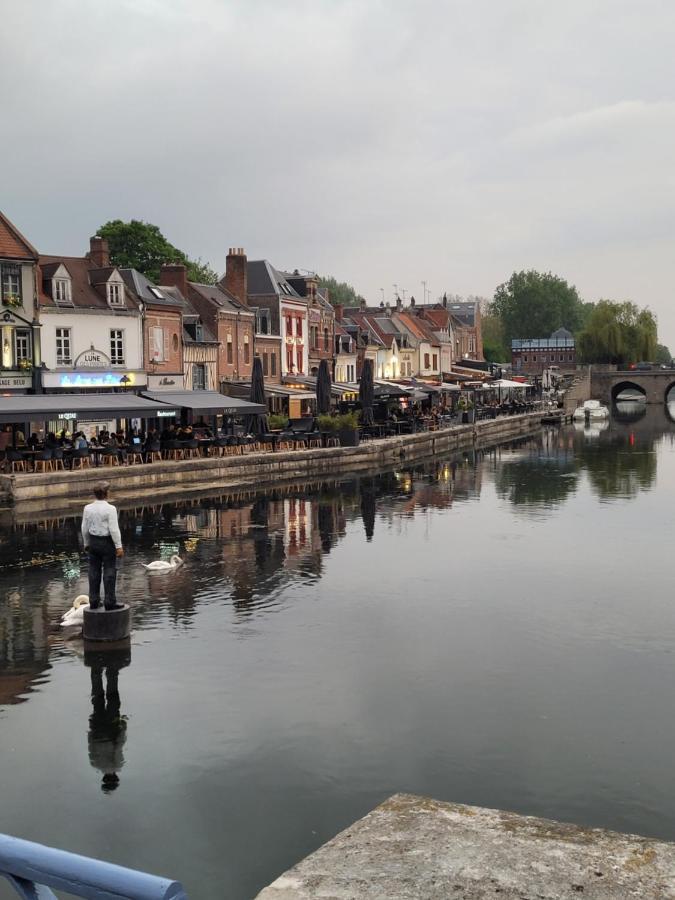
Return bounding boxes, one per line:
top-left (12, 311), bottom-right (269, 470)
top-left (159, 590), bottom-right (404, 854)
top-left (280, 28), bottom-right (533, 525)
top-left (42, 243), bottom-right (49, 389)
top-left (664, 381), bottom-right (675, 404)
top-left (611, 380), bottom-right (647, 404)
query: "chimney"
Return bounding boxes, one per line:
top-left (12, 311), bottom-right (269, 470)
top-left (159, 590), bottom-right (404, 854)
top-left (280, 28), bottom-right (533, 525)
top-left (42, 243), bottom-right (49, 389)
top-left (89, 236), bottom-right (110, 268)
top-left (385, 301), bottom-right (392, 317)
top-left (410, 295), bottom-right (416, 308)
top-left (359, 298), bottom-right (367, 312)
top-left (443, 292), bottom-right (448, 308)
top-left (396, 295), bottom-right (402, 312)
top-left (159, 263), bottom-right (188, 297)
top-left (223, 247), bottom-right (248, 305)
top-left (335, 303), bottom-right (343, 322)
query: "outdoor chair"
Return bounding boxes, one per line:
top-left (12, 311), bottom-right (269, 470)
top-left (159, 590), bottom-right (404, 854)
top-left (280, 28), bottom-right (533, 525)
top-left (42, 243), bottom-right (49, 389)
top-left (127, 446), bottom-right (145, 465)
top-left (52, 448), bottom-right (66, 471)
top-left (34, 449), bottom-right (53, 473)
top-left (6, 449), bottom-right (26, 473)
top-left (325, 435), bottom-right (340, 448)
top-left (307, 434), bottom-right (322, 449)
top-left (276, 431), bottom-right (295, 452)
top-left (101, 449), bottom-right (120, 467)
top-left (163, 440), bottom-right (184, 461)
top-left (147, 442), bottom-right (162, 463)
top-left (71, 448), bottom-right (91, 470)
top-left (185, 439), bottom-right (201, 460)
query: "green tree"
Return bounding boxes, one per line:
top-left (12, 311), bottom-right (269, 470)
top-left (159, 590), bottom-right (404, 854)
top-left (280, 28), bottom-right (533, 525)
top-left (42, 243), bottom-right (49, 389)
top-left (492, 270), bottom-right (584, 344)
top-left (96, 219), bottom-right (218, 284)
top-left (576, 300), bottom-right (657, 365)
top-left (654, 343), bottom-right (672, 365)
top-left (481, 312), bottom-right (509, 362)
top-left (318, 275), bottom-right (364, 307)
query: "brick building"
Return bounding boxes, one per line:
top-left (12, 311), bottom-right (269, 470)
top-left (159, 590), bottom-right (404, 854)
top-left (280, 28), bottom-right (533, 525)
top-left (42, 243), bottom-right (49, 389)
top-left (284, 271), bottom-right (335, 376)
top-left (511, 328), bottom-right (576, 375)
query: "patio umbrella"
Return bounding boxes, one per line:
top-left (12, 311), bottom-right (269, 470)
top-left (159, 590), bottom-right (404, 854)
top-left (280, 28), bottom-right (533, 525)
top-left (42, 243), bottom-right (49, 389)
top-left (360, 477), bottom-right (377, 541)
top-left (245, 357), bottom-right (269, 435)
top-left (359, 358), bottom-right (375, 426)
top-left (316, 358), bottom-right (332, 415)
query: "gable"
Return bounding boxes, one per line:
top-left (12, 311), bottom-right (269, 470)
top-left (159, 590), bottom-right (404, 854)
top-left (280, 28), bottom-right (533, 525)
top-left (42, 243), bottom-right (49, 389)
top-left (0, 211), bottom-right (38, 261)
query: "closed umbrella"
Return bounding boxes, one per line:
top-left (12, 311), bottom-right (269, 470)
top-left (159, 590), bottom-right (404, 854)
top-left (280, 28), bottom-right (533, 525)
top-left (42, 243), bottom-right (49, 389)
top-left (245, 357), bottom-right (269, 435)
top-left (316, 358), bottom-right (332, 415)
top-left (359, 358), bottom-right (375, 426)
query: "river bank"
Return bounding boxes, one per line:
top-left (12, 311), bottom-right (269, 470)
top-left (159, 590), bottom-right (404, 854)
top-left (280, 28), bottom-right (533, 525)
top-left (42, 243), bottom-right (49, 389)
top-left (0, 412), bottom-right (543, 517)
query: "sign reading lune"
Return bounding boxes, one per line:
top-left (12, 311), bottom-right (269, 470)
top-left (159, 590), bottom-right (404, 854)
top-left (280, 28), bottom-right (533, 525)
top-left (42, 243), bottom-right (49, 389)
top-left (73, 347), bottom-right (111, 368)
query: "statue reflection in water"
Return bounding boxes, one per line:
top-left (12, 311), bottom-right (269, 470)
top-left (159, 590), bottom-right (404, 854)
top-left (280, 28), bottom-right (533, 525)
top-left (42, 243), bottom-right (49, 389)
top-left (85, 646), bottom-right (130, 793)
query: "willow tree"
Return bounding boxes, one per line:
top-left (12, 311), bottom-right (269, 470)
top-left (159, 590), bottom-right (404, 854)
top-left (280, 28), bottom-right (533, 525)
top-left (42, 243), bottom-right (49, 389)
top-left (577, 300), bottom-right (657, 365)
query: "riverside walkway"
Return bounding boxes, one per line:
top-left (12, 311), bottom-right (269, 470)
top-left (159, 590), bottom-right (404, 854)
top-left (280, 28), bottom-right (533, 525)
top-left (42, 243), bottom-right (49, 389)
top-left (256, 793), bottom-right (675, 899)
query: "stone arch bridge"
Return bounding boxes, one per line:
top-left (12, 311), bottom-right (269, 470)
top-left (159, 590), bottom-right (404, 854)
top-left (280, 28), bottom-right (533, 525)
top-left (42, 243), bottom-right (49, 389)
top-left (591, 368), bottom-right (675, 404)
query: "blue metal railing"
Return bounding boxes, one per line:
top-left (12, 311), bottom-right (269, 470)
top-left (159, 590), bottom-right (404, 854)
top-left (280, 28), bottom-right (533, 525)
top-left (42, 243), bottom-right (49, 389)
top-left (0, 833), bottom-right (187, 899)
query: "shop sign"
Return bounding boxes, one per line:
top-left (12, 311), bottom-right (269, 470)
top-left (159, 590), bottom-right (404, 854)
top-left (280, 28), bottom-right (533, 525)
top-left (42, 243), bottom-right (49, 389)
top-left (0, 374), bottom-right (32, 389)
top-left (147, 374), bottom-right (180, 390)
top-left (74, 347), bottom-right (111, 368)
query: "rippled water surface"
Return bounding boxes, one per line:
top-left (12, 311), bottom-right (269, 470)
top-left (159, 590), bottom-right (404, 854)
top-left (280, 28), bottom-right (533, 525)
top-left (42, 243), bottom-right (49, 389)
top-left (2, 405), bottom-right (675, 898)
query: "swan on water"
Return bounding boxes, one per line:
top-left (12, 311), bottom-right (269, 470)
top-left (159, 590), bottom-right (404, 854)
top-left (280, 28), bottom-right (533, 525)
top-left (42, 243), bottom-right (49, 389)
top-left (61, 595), bottom-right (90, 627)
top-left (142, 555), bottom-right (183, 572)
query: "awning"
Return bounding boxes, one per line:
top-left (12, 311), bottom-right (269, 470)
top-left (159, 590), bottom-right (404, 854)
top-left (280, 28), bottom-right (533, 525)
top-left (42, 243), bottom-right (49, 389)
top-left (141, 390), bottom-right (266, 415)
top-left (491, 379), bottom-right (529, 389)
top-left (0, 393), bottom-right (178, 423)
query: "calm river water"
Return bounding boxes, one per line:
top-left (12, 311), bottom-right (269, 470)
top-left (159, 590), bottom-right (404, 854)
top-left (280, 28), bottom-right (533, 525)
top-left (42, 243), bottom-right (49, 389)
top-left (2, 404), bottom-right (675, 898)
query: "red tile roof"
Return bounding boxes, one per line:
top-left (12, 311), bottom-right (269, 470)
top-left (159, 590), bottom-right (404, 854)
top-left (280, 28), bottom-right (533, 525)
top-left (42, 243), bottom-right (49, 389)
top-left (0, 211), bottom-right (38, 261)
top-left (39, 254), bottom-right (137, 311)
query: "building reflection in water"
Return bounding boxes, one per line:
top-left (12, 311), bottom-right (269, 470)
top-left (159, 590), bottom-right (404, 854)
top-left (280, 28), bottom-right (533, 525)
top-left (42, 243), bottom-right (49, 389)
top-left (85, 646), bottom-right (130, 793)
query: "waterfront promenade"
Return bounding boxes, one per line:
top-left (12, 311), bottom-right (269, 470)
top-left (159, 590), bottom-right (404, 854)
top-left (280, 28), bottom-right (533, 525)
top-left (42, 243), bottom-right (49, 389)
top-left (0, 412), bottom-right (543, 516)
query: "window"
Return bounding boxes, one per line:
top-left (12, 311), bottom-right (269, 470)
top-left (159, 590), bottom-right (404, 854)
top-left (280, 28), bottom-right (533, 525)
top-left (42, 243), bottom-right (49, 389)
top-left (424, 352), bottom-right (430, 368)
top-left (432, 354), bottom-right (438, 369)
top-left (324, 328), bottom-right (329, 351)
top-left (568, 354), bottom-right (573, 361)
top-left (149, 287), bottom-right (164, 299)
top-left (296, 318), bottom-right (303, 338)
top-left (192, 363), bottom-right (206, 390)
top-left (56, 328), bottom-right (72, 365)
top-left (172, 333), bottom-right (179, 352)
top-left (244, 335), bottom-right (250, 364)
top-left (15, 329), bottom-right (30, 363)
top-left (285, 316), bottom-right (293, 335)
top-left (110, 329), bottom-right (125, 365)
top-left (532, 354), bottom-right (537, 361)
top-left (262, 352), bottom-right (269, 376)
top-left (107, 282), bottom-right (124, 306)
top-left (1, 265), bottom-right (21, 305)
top-left (150, 326), bottom-right (164, 362)
top-left (310, 326), bottom-right (319, 349)
top-left (296, 347), bottom-right (303, 373)
top-left (270, 352), bottom-right (277, 376)
top-left (256, 309), bottom-right (270, 335)
top-left (53, 278), bottom-right (72, 305)
top-left (286, 347), bottom-right (294, 372)
top-left (226, 336), bottom-right (233, 365)
top-left (523, 355), bottom-right (528, 362)
top-left (559, 354), bottom-right (564, 362)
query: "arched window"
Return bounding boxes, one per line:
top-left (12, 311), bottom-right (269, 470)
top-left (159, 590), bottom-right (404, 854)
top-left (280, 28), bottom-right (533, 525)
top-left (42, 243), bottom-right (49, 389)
top-left (244, 334), bottom-right (250, 364)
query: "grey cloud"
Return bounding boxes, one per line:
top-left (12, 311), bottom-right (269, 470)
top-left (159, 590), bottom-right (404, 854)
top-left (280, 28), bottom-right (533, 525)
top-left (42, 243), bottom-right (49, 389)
top-left (2, 0), bottom-right (675, 342)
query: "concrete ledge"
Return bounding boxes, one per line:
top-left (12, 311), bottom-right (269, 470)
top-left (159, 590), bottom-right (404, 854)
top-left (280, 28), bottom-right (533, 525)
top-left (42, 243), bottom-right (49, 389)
top-left (0, 413), bottom-right (542, 514)
top-left (256, 793), bottom-right (675, 899)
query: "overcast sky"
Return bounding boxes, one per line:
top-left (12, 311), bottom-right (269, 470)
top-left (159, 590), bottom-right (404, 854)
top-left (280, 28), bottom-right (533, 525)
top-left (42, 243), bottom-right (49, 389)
top-left (3, 0), bottom-right (675, 343)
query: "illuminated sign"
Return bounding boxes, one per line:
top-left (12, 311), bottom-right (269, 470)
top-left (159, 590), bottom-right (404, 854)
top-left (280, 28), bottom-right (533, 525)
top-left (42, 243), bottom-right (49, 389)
top-left (58, 413), bottom-right (77, 419)
top-left (58, 372), bottom-right (137, 388)
top-left (157, 410), bottom-right (177, 417)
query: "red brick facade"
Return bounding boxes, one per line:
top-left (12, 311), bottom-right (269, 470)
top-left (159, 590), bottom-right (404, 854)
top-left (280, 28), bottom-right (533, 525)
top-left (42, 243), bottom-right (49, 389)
top-left (144, 308), bottom-right (183, 376)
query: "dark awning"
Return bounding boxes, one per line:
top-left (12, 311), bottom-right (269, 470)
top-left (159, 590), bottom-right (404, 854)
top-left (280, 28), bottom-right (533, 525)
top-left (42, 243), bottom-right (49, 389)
top-left (141, 390), bottom-right (266, 416)
top-left (0, 393), bottom-right (178, 423)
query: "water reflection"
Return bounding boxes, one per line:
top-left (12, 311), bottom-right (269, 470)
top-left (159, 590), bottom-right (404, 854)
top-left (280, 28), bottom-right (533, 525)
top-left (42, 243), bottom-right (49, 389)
top-left (85, 646), bottom-right (130, 793)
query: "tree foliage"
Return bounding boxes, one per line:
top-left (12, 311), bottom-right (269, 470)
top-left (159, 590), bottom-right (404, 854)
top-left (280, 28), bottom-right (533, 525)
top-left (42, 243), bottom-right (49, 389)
top-left (654, 343), bottom-right (672, 365)
top-left (96, 219), bottom-right (218, 284)
top-left (481, 313), bottom-right (509, 362)
top-left (492, 270), bottom-right (584, 344)
top-left (576, 300), bottom-right (657, 365)
top-left (318, 275), bottom-right (364, 307)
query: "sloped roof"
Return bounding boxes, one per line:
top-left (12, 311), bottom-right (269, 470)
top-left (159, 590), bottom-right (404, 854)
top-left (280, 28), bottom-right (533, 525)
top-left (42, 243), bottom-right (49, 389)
top-left (247, 259), bottom-right (303, 299)
top-left (189, 281), bottom-right (253, 315)
top-left (447, 301), bottom-right (477, 326)
top-left (0, 211), bottom-right (38, 261)
top-left (120, 268), bottom-right (185, 309)
top-left (39, 254), bottom-right (137, 311)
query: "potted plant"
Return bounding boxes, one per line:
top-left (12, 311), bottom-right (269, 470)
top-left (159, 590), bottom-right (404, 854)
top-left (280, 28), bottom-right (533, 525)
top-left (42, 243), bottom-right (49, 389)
top-left (269, 414), bottom-right (289, 431)
top-left (337, 411), bottom-right (360, 447)
top-left (18, 358), bottom-right (33, 372)
top-left (3, 293), bottom-right (22, 310)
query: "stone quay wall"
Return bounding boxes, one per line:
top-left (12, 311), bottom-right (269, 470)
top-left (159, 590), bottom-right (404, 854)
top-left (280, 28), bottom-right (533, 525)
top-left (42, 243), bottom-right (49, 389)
top-left (0, 413), bottom-right (542, 515)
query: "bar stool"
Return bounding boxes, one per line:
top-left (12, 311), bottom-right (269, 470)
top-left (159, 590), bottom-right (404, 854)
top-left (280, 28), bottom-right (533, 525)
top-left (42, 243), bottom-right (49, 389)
top-left (6, 449), bottom-right (26, 473)
top-left (325, 436), bottom-right (340, 448)
top-left (34, 449), bottom-right (53, 473)
top-left (71, 449), bottom-right (91, 470)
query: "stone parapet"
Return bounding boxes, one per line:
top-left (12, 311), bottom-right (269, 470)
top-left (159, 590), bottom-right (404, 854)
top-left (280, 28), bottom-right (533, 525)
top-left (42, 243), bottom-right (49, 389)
top-left (256, 793), bottom-right (675, 899)
top-left (0, 413), bottom-right (542, 515)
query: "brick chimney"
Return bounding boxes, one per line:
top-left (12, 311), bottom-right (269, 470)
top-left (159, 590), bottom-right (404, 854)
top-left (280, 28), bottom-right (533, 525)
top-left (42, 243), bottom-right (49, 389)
top-left (335, 303), bottom-right (343, 322)
top-left (223, 247), bottom-right (247, 305)
top-left (89, 236), bottom-right (110, 268)
top-left (159, 263), bottom-right (188, 297)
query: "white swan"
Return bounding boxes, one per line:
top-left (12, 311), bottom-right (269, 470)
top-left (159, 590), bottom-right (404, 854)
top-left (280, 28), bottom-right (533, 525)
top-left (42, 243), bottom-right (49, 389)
top-left (61, 595), bottom-right (90, 627)
top-left (142, 554), bottom-right (183, 572)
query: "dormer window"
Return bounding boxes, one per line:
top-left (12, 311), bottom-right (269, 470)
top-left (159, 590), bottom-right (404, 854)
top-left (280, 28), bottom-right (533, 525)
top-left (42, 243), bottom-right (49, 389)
top-left (107, 282), bottom-right (124, 306)
top-left (53, 277), bottom-right (73, 306)
top-left (1, 264), bottom-right (21, 307)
